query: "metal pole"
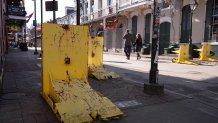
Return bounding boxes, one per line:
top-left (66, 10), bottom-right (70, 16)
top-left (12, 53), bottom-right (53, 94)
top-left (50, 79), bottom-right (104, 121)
top-left (149, 0), bottom-right (161, 84)
top-left (76, 0), bottom-right (80, 25)
top-left (189, 11), bottom-right (193, 59)
top-left (144, 0), bottom-right (164, 95)
top-left (34, 0), bottom-right (38, 55)
top-left (53, 0), bottom-right (56, 23)
top-left (41, 0), bottom-right (43, 27)
top-left (40, 0), bottom-right (43, 57)
top-left (24, 24), bottom-right (26, 43)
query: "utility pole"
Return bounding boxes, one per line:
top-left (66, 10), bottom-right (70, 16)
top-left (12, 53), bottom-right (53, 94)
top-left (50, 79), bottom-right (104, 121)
top-left (189, 0), bottom-right (198, 59)
top-left (34, 0), bottom-right (38, 55)
top-left (40, 0), bottom-right (43, 58)
top-left (53, 0), bottom-right (56, 23)
top-left (189, 11), bottom-right (193, 59)
top-left (76, 0), bottom-right (80, 25)
top-left (144, 0), bottom-right (164, 95)
top-left (41, 0), bottom-right (43, 27)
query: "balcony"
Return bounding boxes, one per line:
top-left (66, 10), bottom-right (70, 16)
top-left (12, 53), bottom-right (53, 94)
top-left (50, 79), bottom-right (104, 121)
top-left (81, 4), bottom-right (117, 24)
top-left (118, 0), bottom-right (152, 10)
top-left (56, 13), bottom-right (76, 24)
top-left (7, 5), bottom-right (26, 16)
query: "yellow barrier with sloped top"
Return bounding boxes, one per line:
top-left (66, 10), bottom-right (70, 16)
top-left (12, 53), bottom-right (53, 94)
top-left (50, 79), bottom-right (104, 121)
top-left (195, 43), bottom-right (218, 62)
top-left (42, 24), bottom-right (123, 123)
top-left (88, 37), bottom-right (103, 66)
top-left (88, 37), bottom-right (120, 79)
top-left (172, 44), bottom-right (200, 65)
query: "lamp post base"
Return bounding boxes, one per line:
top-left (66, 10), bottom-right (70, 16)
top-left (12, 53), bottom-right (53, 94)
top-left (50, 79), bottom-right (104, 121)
top-left (144, 83), bottom-right (164, 95)
top-left (34, 50), bottom-right (38, 55)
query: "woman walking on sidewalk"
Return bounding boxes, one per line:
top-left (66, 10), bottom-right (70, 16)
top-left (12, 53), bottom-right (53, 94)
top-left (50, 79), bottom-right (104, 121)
top-left (134, 33), bottom-right (143, 60)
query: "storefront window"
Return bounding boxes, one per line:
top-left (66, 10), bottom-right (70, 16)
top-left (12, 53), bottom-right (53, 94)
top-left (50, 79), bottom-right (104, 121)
top-left (205, 0), bottom-right (218, 42)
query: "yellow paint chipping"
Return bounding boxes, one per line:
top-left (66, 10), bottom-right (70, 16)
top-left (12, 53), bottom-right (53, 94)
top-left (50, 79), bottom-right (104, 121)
top-left (53, 79), bottom-right (122, 123)
top-left (195, 43), bottom-right (218, 62)
top-left (172, 44), bottom-right (200, 65)
top-left (42, 24), bottom-right (123, 123)
top-left (89, 66), bottom-right (120, 79)
top-left (88, 37), bottom-right (120, 79)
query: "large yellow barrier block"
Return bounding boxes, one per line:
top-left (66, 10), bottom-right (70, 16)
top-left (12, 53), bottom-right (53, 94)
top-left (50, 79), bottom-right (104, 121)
top-left (195, 43), bottom-right (218, 62)
top-left (42, 24), bottom-right (123, 123)
top-left (172, 44), bottom-right (200, 65)
top-left (88, 37), bottom-right (120, 79)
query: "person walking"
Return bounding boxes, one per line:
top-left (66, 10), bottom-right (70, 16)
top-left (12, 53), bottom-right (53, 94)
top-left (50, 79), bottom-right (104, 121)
top-left (123, 29), bottom-right (133, 60)
top-left (134, 33), bottom-right (143, 60)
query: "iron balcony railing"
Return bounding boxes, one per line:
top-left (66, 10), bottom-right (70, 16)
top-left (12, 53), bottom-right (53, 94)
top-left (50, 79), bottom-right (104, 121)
top-left (56, 13), bottom-right (76, 25)
top-left (118, 0), bottom-right (152, 9)
top-left (81, 4), bottom-right (117, 23)
top-left (7, 5), bottom-right (26, 16)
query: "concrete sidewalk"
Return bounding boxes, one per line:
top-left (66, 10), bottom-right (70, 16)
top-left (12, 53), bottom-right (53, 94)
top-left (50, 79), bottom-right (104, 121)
top-left (1, 48), bottom-right (218, 123)
top-left (0, 48), bottom-right (58, 123)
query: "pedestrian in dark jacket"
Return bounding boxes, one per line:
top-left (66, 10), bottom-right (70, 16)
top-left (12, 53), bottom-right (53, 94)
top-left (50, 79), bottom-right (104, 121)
top-left (134, 33), bottom-right (143, 60)
top-left (123, 29), bottom-right (133, 60)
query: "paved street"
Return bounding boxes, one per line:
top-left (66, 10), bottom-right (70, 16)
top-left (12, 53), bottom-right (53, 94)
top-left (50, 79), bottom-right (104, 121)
top-left (1, 49), bottom-right (218, 123)
top-left (98, 53), bottom-right (218, 123)
top-left (103, 53), bottom-right (218, 102)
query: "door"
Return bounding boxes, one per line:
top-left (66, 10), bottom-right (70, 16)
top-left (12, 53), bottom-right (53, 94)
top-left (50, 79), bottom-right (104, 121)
top-left (204, 0), bottom-right (213, 42)
top-left (159, 22), bottom-right (171, 54)
top-left (132, 16), bottom-right (138, 41)
top-left (180, 5), bottom-right (191, 43)
top-left (144, 13), bottom-right (151, 45)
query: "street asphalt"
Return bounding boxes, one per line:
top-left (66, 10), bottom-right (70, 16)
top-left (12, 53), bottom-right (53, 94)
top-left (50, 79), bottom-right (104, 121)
top-left (0, 48), bottom-right (218, 123)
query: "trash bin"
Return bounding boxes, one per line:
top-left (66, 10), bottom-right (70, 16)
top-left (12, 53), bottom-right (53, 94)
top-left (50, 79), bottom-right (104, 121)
top-left (19, 42), bottom-right (28, 51)
top-left (142, 44), bottom-right (150, 55)
top-left (192, 44), bottom-right (200, 58)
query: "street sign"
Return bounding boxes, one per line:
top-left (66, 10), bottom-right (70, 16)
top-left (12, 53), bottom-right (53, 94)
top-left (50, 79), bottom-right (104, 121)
top-left (45, 1), bottom-right (58, 11)
top-left (33, 20), bottom-right (37, 26)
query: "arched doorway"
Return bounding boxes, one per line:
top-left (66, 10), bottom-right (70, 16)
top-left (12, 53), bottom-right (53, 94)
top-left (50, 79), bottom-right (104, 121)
top-left (144, 13), bottom-right (151, 45)
top-left (132, 16), bottom-right (138, 41)
top-left (180, 5), bottom-right (191, 43)
top-left (159, 22), bottom-right (171, 54)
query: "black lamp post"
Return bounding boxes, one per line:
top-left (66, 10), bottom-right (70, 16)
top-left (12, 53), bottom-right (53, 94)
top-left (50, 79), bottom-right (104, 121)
top-left (41, 0), bottom-right (43, 28)
top-left (53, 0), bottom-right (56, 23)
top-left (34, 0), bottom-right (38, 55)
top-left (76, 0), bottom-right (80, 25)
top-left (144, 0), bottom-right (164, 95)
top-left (189, 0), bottom-right (198, 59)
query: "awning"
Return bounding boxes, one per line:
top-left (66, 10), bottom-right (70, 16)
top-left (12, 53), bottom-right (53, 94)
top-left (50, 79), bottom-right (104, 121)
top-left (8, 15), bottom-right (26, 20)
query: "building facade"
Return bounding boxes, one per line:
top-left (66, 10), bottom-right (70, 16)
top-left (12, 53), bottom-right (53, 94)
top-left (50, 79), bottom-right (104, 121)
top-left (161, 0), bottom-right (218, 55)
top-left (58, 0), bottom-right (218, 55)
top-left (0, 0), bottom-right (7, 72)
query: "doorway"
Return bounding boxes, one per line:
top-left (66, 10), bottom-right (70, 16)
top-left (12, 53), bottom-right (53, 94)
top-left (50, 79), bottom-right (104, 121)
top-left (159, 22), bottom-right (171, 54)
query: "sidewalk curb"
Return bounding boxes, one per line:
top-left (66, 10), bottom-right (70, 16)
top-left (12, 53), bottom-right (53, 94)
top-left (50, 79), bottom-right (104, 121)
top-left (103, 52), bottom-right (177, 60)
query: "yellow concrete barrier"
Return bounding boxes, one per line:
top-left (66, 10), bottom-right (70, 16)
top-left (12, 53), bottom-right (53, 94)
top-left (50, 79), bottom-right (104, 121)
top-left (42, 24), bottom-right (123, 123)
top-left (195, 43), bottom-right (218, 62)
top-left (88, 37), bottom-right (120, 79)
top-left (172, 44), bottom-right (200, 65)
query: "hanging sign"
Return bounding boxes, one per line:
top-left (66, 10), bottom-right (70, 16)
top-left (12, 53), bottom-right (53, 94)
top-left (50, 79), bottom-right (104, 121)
top-left (104, 17), bottom-right (119, 30)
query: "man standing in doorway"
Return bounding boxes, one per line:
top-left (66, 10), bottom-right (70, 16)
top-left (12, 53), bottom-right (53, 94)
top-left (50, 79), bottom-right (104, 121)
top-left (123, 29), bottom-right (133, 60)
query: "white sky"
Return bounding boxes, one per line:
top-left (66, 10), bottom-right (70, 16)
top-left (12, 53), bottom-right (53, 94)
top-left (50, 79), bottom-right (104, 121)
top-left (24, 0), bottom-right (74, 28)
